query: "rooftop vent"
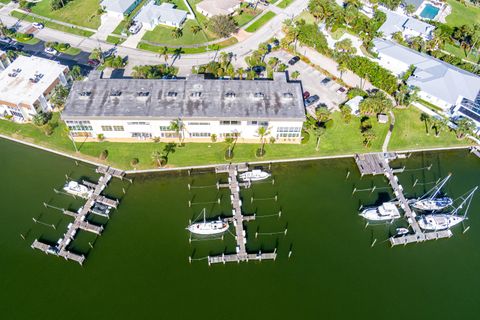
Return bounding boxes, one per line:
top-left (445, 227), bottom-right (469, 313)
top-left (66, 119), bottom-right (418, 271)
top-left (110, 90), bottom-right (122, 97)
top-left (253, 92), bottom-right (264, 99)
top-left (282, 92), bottom-right (293, 100)
top-left (190, 91), bottom-right (202, 98)
top-left (167, 91), bottom-right (178, 98)
top-left (137, 91), bottom-right (150, 97)
top-left (8, 68), bottom-right (22, 78)
top-left (29, 73), bottom-right (44, 83)
top-left (225, 92), bottom-right (236, 99)
top-left (79, 91), bottom-right (92, 97)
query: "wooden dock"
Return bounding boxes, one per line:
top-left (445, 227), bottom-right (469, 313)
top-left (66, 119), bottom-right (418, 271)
top-left (31, 166), bottom-right (125, 265)
top-left (355, 153), bottom-right (454, 247)
top-left (209, 164), bottom-right (276, 264)
top-left (471, 146), bottom-right (480, 159)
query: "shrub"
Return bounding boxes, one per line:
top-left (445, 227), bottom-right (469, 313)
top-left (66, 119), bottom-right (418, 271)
top-left (255, 148), bottom-right (265, 158)
top-left (32, 111), bottom-right (51, 126)
top-left (130, 158), bottom-right (139, 167)
top-left (325, 119), bottom-right (334, 129)
top-left (43, 123), bottom-right (55, 136)
top-left (99, 149), bottom-right (109, 160)
top-left (97, 134), bottom-right (105, 141)
top-left (301, 130), bottom-right (310, 144)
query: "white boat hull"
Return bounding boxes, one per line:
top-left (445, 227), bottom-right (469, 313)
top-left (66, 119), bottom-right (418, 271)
top-left (239, 170), bottom-right (270, 182)
top-left (187, 220), bottom-right (229, 235)
top-left (417, 214), bottom-right (464, 231)
top-left (410, 197), bottom-right (453, 211)
top-left (63, 181), bottom-right (93, 199)
top-left (359, 203), bottom-right (401, 221)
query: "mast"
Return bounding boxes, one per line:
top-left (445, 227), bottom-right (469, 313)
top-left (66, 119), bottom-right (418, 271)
top-left (429, 173), bottom-right (452, 200)
top-left (202, 208), bottom-right (206, 224)
top-left (451, 186), bottom-right (478, 217)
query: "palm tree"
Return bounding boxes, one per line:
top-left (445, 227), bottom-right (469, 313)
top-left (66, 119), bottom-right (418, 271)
top-left (291, 70), bottom-right (300, 79)
top-left (236, 67), bottom-right (245, 79)
top-left (169, 119), bottom-right (184, 145)
top-left (455, 118), bottom-right (475, 139)
top-left (172, 28), bottom-right (183, 39)
top-left (159, 46), bottom-right (169, 63)
top-left (431, 118), bottom-right (448, 137)
top-left (171, 48), bottom-right (183, 66)
top-left (224, 137), bottom-right (234, 159)
top-left (190, 25), bottom-right (201, 35)
top-left (151, 151), bottom-right (162, 167)
top-left (312, 126), bottom-right (326, 151)
top-left (256, 126), bottom-right (270, 157)
top-left (336, 61), bottom-right (347, 80)
top-left (420, 113), bottom-right (430, 135)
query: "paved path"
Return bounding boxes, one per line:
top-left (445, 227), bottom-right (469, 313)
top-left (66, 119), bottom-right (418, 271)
top-left (92, 13), bottom-right (123, 41)
top-left (382, 110), bottom-right (395, 152)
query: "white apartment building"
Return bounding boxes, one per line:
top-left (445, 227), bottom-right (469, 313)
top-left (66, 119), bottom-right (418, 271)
top-left (378, 7), bottom-right (435, 40)
top-left (61, 72), bottom-right (306, 143)
top-left (0, 55), bottom-right (69, 121)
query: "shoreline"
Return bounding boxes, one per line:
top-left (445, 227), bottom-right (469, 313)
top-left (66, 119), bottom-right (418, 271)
top-left (0, 134), bottom-right (475, 174)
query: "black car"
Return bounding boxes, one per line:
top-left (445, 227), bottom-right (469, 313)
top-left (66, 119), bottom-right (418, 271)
top-left (304, 94), bottom-right (320, 107)
top-left (320, 77), bottom-right (332, 85)
top-left (288, 56), bottom-right (300, 65)
top-left (252, 65), bottom-right (266, 73)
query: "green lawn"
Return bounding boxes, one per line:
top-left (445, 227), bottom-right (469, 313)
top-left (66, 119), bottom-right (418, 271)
top-left (0, 0), bottom-right (10, 4)
top-left (3, 107), bottom-right (472, 170)
top-left (137, 37), bottom-right (238, 54)
top-left (106, 35), bottom-right (126, 45)
top-left (54, 45), bottom-right (81, 56)
top-left (142, 20), bottom-right (208, 45)
top-left (389, 107), bottom-right (471, 151)
top-left (294, 11), bottom-right (316, 24)
top-left (187, 0), bottom-right (218, 41)
top-left (245, 11), bottom-right (276, 33)
top-left (445, 0), bottom-right (480, 28)
top-left (276, 0), bottom-right (295, 9)
top-left (443, 43), bottom-right (479, 63)
top-left (329, 28), bottom-right (345, 40)
top-left (15, 35), bottom-right (40, 45)
top-left (11, 10), bottom-right (95, 37)
top-left (233, 5), bottom-right (261, 27)
top-left (30, 0), bottom-right (101, 29)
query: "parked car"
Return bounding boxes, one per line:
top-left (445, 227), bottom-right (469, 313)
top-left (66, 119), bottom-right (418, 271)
top-left (336, 87), bottom-right (346, 94)
top-left (32, 22), bottom-right (44, 29)
top-left (0, 37), bottom-right (14, 44)
top-left (272, 39), bottom-right (280, 47)
top-left (320, 77), bottom-right (332, 85)
top-left (252, 65), bottom-right (266, 73)
top-left (87, 59), bottom-right (100, 67)
top-left (303, 91), bottom-right (310, 100)
top-left (288, 56), bottom-right (300, 65)
top-left (44, 47), bottom-right (58, 55)
top-left (304, 94), bottom-right (319, 107)
top-left (129, 21), bottom-right (142, 34)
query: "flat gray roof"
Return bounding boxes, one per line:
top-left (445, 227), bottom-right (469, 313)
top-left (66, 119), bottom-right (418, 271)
top-left (62, 73), bottom-right (306, 121)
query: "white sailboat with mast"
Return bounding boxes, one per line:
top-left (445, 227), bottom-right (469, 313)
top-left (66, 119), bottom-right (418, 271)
top-left (418, 186), bottom-right (478, 231)
top-left (186, 208), bottom-right (229, 235)
top-left (410, 174), bottom-right (453, 211)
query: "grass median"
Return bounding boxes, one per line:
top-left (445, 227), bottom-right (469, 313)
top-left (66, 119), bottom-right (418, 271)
top-left (245, 11), bottom-right (276, 33)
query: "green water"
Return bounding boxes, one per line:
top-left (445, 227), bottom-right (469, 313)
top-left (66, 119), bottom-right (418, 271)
top-left (1, 138), bottom-right (480, 319)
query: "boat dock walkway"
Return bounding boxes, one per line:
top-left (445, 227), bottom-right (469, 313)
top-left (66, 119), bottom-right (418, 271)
top-left (31, 167), bottom-right (125, 265)
top-left (471, 146), bottom-right (480, 159)
top-left (209, 164), bottom-right (276, 264)
top-left (354, 153), bottom-right (453, 246)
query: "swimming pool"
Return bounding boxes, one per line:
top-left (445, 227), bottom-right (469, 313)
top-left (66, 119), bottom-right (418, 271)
top-left (419, 3), bottom-right (440, 20)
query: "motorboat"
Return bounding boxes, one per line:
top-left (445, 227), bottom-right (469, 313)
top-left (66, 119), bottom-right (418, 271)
top-left (239, 169), bottom-right (271, 182)
top-left (186, 209), bottom-right (229, 235)
top-left (359, 202), bottom-right (401, 221)
top-left (63, 181), bottom-right (93, 199)
top-left (410, 197), bottom-right (453, 211)
top-left (395, 227), bottom-right (410, 236)
top-left (417, 214), bottom-right (464, 231)
top-left (409, 174), bottom-right (452, 211)
top-left (91, 202), bottom-right (111, 217)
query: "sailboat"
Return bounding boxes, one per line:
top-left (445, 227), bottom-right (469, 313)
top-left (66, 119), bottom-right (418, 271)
top-left (186, 209), bottom-right (229, 235)
top-left (418, 186), bottom-right (477, 231)
top-left (410, 174), bottom-right (453, 211)
top-left (359, 202), bottom-right (401, 221)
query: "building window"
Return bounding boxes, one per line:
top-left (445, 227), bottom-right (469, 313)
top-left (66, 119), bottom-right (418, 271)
top-left (167, 91), bottom-right (177, 97)
top-left (190, 92), bottom-right (202, 98)
top-left (187, 122), bottom-right (210, 126)
top-left (159, 126), bottom-right (173, 131)
top-left (277, 127), bottom-right (301, 133)
top-left (113, 126), bottom-right (124, 131)
top-left (190, 132), bottom-right (211, 137)
top-left (66, 120), bottom-right (92, 131)
top-left (101, 126), bottom-right (113, 131)
top-left (131, 132), bottom-right (152, 138)
top-left (127, 122), bottom-right (150, 125)
top-left (220, 120), bottom-right (240, 125)
top-left (259, 121), bottom-right (269, 127)
top-left (9, 110), bottom-right (24, 118)
top-left (248, 121), bottom-right (258, 125)
top-left (160, 132), bottom-right (179, 138)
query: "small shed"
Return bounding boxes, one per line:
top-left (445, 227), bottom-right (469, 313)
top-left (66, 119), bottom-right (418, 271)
top-left (377, 113), bottom-right (389, 124)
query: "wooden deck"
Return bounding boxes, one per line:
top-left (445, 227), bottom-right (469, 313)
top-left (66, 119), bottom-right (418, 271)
top-left (31, 166), bottom-right (124, 265)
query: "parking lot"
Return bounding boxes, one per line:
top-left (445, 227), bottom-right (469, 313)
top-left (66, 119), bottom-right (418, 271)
top-left (268, 50), bottom-right (347, 113)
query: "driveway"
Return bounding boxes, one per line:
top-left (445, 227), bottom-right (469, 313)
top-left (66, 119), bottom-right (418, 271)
top-left (92, 13), bottom-right (124, 41)
top-left (122, 28), bottom-right (147, 49)
top-left (268, 50), bottom-right (347, 110)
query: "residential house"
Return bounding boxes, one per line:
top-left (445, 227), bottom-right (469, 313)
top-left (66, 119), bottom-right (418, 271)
top-left (61, 72), bottom-right (306, 143)
top-left (196, 0), bottom-right (241, 17)
top-left (0, 55), bottom-right (69, 122)
top-left (135, 1), bottom-right (188, 29)
top-left (378, 7), bottom-right (435, 40)
top-left (373, 39), bottom-right (480, 128)
top-left (101, 0), bottom-right (143, 18)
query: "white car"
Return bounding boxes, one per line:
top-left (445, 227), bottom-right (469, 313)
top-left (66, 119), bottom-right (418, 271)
top-left (44, 47), bottom-right (58, 55)
top-left (32, 22), bottom-right (44, 29)
top-left (128, 21), bottom-right (142, 34)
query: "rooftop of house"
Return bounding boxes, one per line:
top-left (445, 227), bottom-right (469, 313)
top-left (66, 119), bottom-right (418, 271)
top-left (378, 7), bottom-right (434, 37)
top-left (403, 0), bottom-right (424, 10)
top-left (373, 38), bottom-right (480, 106)
top-left (135, 1), bottom-right (187, 25)
top-left (0, 55), bottom-right (67, 107)
top-left (101, 0), bottom-right (138, 13)
top-left (196, 0), bottom-right (241, 16)
top-left (62, 73), bottom-right (306, 121)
